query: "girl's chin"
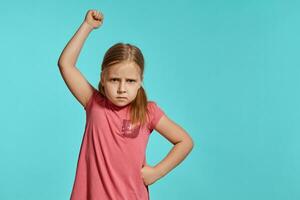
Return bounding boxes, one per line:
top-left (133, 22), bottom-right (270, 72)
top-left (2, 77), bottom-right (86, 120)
top-left (114, 99), bottom-right (130, 106)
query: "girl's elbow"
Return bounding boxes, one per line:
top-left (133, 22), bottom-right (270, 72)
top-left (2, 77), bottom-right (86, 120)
top-left (188, 139), bottom-right (194, 150)
top-left (186, 134), bottom-right (194, 149)
top-left (183, 137), bottom-right (194, 150)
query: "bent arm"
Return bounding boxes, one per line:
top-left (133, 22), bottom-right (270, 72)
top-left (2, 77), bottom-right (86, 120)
top-left (153, 115), bottom-right (194, 180)
top-left (57, 21), bottom-right (96, 108)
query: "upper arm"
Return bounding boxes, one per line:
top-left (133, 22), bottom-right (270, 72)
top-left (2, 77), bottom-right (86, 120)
top-left (58, 64), bottom-right (95, 108)
top-left (154, 115), bottom-right (194, 146)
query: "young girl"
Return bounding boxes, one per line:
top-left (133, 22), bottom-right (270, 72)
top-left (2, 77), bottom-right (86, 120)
top-left (58, 9), bottom-right (194, 200)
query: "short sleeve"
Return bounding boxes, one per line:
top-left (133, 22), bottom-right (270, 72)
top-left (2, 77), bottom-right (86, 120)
top-left (84, 88), bottom-right (98, 111)
top-left (148, 101), bottom-right (165, 132)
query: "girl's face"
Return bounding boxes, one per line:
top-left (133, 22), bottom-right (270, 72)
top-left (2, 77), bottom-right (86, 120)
top-left (101, 61), bottom-right (142, 107)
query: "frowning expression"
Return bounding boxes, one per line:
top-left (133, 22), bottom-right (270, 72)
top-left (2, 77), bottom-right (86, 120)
top-left (101, 61), bottom-right (142, 107)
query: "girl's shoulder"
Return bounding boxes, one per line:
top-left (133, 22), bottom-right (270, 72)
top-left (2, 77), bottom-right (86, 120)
top-left (147, 100), bottom-right (162, 111)
top-left (146, 100), bottom-right (165, 131)
top-left (84, 88), bottom-right (105, 111)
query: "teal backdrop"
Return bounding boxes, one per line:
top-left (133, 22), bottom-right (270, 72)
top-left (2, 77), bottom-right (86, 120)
top-left (0, 0), bottom-right (299, 199)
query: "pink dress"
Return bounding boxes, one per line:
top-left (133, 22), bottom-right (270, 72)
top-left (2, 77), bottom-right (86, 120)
top-left (70, 88), bottom-right (165, 200)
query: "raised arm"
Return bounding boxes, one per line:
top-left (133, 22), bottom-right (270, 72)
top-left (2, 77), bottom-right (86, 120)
top-left (57, 10), bottom-right (104, 108)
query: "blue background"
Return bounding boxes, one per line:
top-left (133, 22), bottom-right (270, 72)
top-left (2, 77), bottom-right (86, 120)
top-left (0, 0), bottom-right (299, 199)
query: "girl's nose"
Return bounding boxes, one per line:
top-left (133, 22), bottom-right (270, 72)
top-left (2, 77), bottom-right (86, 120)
top-left (117, 82), bottom-right (127, 93)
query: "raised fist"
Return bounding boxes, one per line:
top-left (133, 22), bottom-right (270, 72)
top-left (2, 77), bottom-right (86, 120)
top-left (84, 9), bottom-right (104, 29)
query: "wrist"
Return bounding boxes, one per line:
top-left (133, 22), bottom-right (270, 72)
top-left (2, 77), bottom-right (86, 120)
top-left (83, 21), bottom-right (94, 31)
top-left (154, 165), bottom-right (165, 179)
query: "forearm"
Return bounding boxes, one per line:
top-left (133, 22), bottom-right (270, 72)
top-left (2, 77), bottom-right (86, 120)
top-left (154, 140), bottom-right (193, 179)
top-left (58, 21), bottom-right (93, 67)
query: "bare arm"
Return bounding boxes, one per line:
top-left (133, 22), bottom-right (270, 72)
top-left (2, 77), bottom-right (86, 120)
top-left (58, 21), bottom-right (93, 67)
top-left (57, 10), bottom-right (104, 108)
top-left (153, 115), bottom-right (194, 179)
top-left (141, 114), bottom-right (194, 185)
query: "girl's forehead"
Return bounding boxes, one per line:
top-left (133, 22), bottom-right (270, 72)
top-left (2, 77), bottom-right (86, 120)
top-left (107, 62), bottom-right (141, 77)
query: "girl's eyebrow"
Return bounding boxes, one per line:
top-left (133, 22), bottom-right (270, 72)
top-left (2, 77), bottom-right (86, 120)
top-left (109, 76), bottom-right (137, 80)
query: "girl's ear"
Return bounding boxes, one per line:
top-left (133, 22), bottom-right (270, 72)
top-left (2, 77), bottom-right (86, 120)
top-left (140, 76), bottom-right (144, 88)
top-left (139, 81), bottom-right (143, 89)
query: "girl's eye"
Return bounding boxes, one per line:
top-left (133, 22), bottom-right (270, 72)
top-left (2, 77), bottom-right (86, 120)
top-left (110, 79), bottom-right (135, 83)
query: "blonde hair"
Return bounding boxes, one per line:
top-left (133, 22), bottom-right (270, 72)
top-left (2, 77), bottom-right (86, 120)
top-left (98, 43), bottom-right (149, 126)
